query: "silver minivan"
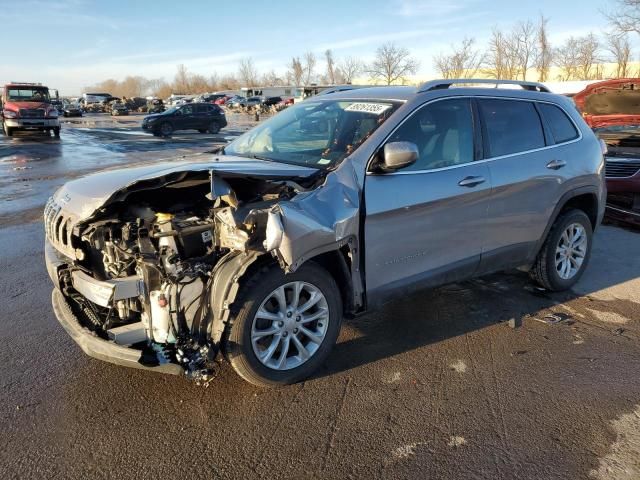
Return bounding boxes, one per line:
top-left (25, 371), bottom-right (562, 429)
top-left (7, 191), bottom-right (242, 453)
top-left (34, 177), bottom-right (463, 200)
top-left (45, 79), bottom-right (606, 387)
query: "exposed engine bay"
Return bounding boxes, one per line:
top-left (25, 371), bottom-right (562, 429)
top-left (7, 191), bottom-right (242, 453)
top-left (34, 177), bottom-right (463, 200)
top-left (47, 165), bottom-right (338, 382)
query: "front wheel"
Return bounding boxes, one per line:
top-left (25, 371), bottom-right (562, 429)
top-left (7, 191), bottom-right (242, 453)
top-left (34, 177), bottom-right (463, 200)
top-left (224, 263), bottom-right (342, 387)
top-left (530, 209), bottom-right (593, 291)
top-left (159, 122), bottom-right (173, 137)
top-left (53, 127), bottom-right (60, 137)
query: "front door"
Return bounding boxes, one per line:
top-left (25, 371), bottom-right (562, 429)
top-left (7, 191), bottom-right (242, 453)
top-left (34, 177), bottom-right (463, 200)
top-left (364, 98), bottom-right (492, 302)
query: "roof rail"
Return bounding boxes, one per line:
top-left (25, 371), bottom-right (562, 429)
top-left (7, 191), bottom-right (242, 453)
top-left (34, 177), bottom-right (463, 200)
top-left (418, 79), bottom-right (550, 93)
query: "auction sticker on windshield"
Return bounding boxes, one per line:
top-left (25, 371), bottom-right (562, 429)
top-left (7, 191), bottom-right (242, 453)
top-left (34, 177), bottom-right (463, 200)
top-left (344, 103), bottom-right (392, 115)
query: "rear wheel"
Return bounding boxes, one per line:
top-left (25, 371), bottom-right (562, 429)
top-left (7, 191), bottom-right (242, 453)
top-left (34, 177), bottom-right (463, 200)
top-left (159, 122), bottom-right (173, 137)
top-left (207, 121), bottom-right (220, 134)
top-left (224, 263), bottom-right (342, 387)
top-left (530, 209), bottom-right (593, 291)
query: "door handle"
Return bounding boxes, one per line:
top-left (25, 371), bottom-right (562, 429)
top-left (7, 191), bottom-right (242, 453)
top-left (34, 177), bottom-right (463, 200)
top-left (546, 159), bottom-right (566, 170)
top-left (458, 176), bottom-right (486, 187)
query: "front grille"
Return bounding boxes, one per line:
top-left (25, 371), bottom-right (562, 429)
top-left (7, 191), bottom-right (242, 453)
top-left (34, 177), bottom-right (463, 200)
top-left (44, 197), bottom-right (76, 258)
top-left (605, 159), bottom-right (640, 178)
top-left (19, 108), bottom-right (46, 118)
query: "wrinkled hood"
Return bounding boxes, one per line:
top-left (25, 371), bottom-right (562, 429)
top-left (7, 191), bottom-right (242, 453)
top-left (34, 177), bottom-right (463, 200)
top-left (4, 101), bottom-right (51, 111)
top-left (53, 155), bottom-right (319, 220)
top-left (574, 78), bottom-right (640, 129)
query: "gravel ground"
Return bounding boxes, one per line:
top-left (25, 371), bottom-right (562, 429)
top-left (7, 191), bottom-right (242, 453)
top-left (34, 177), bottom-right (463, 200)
top-left (1, 117), bottom-right (639, 480)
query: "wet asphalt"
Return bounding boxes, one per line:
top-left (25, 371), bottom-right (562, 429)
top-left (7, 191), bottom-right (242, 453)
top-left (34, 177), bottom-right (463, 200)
top-left (1, 114), bottom-right (639, 480)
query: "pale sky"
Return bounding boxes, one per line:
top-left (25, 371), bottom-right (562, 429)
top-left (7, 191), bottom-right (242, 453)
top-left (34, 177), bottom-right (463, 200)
top-left (0, 0), bottom-right (633, 95)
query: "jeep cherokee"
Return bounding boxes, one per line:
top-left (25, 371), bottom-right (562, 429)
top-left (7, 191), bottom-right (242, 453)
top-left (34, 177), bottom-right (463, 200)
top-left (45, 79), bottom-right (606, 387)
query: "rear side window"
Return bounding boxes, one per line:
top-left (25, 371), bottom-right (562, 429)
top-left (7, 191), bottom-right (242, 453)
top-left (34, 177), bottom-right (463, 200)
top-left (538, 103), bottom-right (579, 144)
top-left (478, 99), bottom-right (545, 157)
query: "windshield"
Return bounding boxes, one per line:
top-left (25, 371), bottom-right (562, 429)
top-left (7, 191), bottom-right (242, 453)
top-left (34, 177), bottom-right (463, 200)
top-left (225, 99), bottom-right (400, 168)
top-left (7, 87), bottom-right (50, 102)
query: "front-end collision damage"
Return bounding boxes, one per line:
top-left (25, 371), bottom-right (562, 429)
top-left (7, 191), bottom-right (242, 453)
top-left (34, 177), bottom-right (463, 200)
top-left (45, 155), bottom-right (364, 382)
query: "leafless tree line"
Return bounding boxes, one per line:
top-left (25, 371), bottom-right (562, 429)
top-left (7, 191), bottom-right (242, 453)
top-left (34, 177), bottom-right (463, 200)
top-left (434, 2), bottom-right (640, 82)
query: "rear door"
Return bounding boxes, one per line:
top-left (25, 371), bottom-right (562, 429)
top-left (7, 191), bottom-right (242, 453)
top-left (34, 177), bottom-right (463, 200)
top-left (364, 98), bottom-right (492, 300)
top-left (478, 98), bottom-right (579, 271)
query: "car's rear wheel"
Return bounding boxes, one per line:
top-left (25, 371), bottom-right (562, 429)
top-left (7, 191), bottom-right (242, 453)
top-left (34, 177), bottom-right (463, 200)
top-left (159, 122), bottom-right (173, 137)
top-left (207, 121), bottom-right (220, 134)
top-left (224, 263), bottom-right (342, 387)
top-left (530, 209), bottom-right (593, 291)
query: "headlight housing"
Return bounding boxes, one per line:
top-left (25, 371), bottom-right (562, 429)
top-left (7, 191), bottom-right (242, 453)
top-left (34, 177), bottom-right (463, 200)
top-left (47, 109), bottom-right (59, 118)
top-left (3, 109), bottom-right (17, 118)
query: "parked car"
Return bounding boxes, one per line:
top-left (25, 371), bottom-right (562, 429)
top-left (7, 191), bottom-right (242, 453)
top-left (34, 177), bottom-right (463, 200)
top-left (226, 96), bottom-right (248, 107)
top-left (147, 99), bottom-right (165, 114)
top-left (111, 103), bottom-right (129, 116)
top-left (45, 79), bottom-right (605, 387)
top-left (141, 102), bottom-right (227, 136)
top-left (573, 78), bottom-right (640, 226)
top-left (262, 96), bottom-right (282, 106)
top-left (214, 95), bottom-right (232, 105)
top-left (62, 103), bottom-right (83, 117)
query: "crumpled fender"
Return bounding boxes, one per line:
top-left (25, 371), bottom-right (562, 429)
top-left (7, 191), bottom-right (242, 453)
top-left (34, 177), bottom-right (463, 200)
top-left (266, 162), bottom-right (361, 272)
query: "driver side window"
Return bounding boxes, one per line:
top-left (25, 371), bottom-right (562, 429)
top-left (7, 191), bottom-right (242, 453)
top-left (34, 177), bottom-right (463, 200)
top-left (387, 98), bottom-right (474, 171)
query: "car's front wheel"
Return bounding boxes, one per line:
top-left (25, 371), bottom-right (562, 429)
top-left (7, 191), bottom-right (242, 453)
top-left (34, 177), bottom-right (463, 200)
top-left (224, 263), bottom-right (342, 387)
top-left (530, 209), bottom-right (593, 291)
top-left (159, 122), bottom-right (173, 137)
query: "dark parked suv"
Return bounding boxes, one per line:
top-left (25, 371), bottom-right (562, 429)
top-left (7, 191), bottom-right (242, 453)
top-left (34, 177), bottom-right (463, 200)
top-left (45, 79), bottom-right (605, 387)
top-left (142, 102), bottom-right (227, 136)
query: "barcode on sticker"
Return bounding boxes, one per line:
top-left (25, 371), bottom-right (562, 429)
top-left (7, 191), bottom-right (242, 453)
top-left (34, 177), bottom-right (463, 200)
top-left (344, 103), bottom-right (391, 115)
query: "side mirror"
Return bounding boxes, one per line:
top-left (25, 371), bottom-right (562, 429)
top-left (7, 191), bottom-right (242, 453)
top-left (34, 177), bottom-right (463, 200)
top-left (381, 141), bottom-right (419, 171)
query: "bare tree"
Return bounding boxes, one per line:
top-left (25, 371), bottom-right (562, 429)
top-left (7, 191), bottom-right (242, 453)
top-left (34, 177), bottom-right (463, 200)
top-left (325, 49), bottom-right (336, 84)
top-left (483, 29), bottom-right (520, 80)
top-left (606, 32), bottom-right (632, 77)
top-left (555, 34), bottom-right (602, 80)
top-left (535, 15), bottom-right (553, 82)
top-left (368, 42), bottom-right (419, 85)
top-left (514, 20), bottom-right (537, 80)
top-left (219, 74), bottom-right (239, 90)
top-left (238, 57), bottom-right (259, 87)
top-left (434, 37), bottom-right (483, 79)
top-left (286, 57), bottom-right (304, 85)
top-left (338, 56), bottom-right (362, 83)
top-left (173, 64), bottom-right (190, 93)
top-left (303, 51), bottom-right (316, 85)
top-left (606, 0), bottom-right (640, 36)
top-left (261, 70), bottom-right (284, 86)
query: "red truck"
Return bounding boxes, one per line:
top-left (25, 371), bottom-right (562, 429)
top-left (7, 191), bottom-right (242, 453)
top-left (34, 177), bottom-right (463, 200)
top-left (1, 82), bottom-right (61, 137)
top-left (574, 79), bottom-right (640, 226)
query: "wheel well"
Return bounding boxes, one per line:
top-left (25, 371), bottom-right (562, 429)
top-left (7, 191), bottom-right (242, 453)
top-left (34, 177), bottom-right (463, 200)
top-left (306, 248), bottom-right (354, 315)
top-left (559, 193), bottom-right (598, 230)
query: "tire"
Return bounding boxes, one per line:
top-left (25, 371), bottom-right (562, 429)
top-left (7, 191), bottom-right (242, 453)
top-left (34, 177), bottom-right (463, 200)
top-left (4, 124), bottom-right (12, 136)
top-left (159, 122), bottom-right (173, 137)
top-left (224, 262), bottom-right (342, 387)
top-left (198, 128), bottom-right (207, 133)
top-left (207, 121), bottom-right (220, 134)
top-left (530, 209), bottom-right (593, 291)
top-left (53, 127), bottom-right (60, 137)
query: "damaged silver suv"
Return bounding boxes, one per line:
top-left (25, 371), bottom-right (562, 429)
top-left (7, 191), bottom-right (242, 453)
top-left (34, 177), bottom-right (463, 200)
top-left (45, 79), bottom-right (606, 387)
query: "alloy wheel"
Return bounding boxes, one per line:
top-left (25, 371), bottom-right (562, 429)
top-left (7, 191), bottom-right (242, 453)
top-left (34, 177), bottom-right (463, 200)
top-left (251, 281), bottom-right (329, 371)
top-left (555, 222), bottom-right (588, 280)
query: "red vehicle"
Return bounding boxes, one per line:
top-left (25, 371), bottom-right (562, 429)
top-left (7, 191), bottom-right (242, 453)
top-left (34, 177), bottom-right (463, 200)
top-left (574, 79), bottom-right (640, 226)
top-left (214, 95), bottom-right (232, 105)
top-left (1, 82), bottom-right (61, 137)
